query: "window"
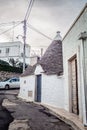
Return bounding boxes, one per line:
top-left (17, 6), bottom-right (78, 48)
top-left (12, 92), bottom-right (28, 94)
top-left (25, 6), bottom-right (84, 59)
top-left (16, 78), bottom-right (20, 82)
top-left (6, 48), bottom-right (10, 54)
top-left (21, 53), bottom-right (23, 57)
top-left (0, 50), bottom-right (1, 53)
top-left (10, 79), bottom-right (16, 82)
top-left (10, 78), bottom-right (19, 82)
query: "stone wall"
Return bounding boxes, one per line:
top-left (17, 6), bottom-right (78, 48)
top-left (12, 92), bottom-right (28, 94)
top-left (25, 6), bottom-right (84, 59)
top-left (0, 71), bottom-right (21, 81)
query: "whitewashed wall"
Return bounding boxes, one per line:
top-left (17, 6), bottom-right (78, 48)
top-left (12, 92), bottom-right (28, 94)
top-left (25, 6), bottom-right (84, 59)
top-left (0, 42), bottom-right (20, 61)
top-left (42, 74), bottom-right (64, 108)
top-left (19, 64), bottom-right (64, 109)
top-left (35, 65), bottom-right (44, 75)
top-left (84, 41), bottom-right (87, 86)
top-left (0, 41), bottom-right (30, 64)
top-left (19, 75), bottom-right (35, 101)
top-left (63, 7), bottom-right (87, 124)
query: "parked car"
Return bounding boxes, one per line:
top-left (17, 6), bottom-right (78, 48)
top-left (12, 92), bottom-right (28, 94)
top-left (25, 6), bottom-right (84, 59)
top-left (0, 77), bottom-right (20, 89)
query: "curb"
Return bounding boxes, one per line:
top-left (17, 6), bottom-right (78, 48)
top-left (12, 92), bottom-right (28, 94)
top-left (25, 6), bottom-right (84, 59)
top-left (41, 104), bottom-right (85, 130)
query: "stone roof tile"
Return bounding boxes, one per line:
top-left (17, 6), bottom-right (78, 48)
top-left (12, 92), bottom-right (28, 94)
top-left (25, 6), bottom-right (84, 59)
top-left (21, 32), bottom-right (63, 76)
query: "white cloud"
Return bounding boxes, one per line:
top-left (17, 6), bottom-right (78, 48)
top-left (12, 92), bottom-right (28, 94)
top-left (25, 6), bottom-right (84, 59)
top-left (0, 0), bottom-right (87, 49)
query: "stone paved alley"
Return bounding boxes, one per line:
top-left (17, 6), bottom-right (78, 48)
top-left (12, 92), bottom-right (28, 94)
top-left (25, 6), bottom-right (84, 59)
top-left (0, 89), bottom-right (74, 130)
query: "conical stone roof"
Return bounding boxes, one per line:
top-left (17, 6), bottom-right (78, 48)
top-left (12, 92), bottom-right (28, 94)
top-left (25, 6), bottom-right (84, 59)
top-left (21, 32), bottom-right (63, 76)
top-left (39, 32), bottom-right (63, 75)
top-left (21, 65), bottom-right (36, 77)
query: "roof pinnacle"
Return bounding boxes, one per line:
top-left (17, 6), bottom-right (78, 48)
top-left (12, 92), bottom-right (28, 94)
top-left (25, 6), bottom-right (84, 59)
top-left (54, 31), bottom-right (62, 41)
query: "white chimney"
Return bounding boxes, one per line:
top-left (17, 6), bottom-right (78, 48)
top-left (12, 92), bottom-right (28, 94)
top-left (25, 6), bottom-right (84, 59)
top-left (54, 31), bottom-right (62, 41)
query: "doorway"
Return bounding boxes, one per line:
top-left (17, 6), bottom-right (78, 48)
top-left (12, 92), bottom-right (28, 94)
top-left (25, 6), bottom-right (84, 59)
top-left (70, 56), bottom-right (79, 115)
top-left (36, 75), bottom-right (42, 102)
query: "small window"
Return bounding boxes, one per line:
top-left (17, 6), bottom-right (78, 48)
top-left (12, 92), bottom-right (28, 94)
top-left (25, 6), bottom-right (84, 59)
top-left (10, 79), bottom-right (15, 82)
top-left (24, 80), bottom-right (26, 84)
top-left (0, 50), bottom-right (2, 53)
top-left (16, 78), bottom-right (20, 82)
top-left (12, 78), bottom-right (19, 82)
top-left (21, 53), bottom-right (23, 57)
top-left (6, 48), bottom-right (10, 54)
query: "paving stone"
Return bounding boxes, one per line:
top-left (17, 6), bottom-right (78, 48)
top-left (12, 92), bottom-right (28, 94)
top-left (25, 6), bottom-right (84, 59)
top-left (9, 119), bottom-right (31, 130)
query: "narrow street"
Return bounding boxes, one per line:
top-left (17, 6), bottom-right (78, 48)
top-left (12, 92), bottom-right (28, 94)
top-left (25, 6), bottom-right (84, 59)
top-left (0, 89), bottom-right (74, 130)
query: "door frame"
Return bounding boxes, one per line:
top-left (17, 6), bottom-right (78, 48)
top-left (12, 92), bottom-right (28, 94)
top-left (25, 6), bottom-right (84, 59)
top-left (68, 54), bottom-right (79, 114)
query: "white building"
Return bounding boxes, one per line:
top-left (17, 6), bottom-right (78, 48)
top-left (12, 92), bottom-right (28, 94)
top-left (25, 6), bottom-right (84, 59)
top-left (63, 3), bottom-right (87, 125)
top-left (19, 3), bottom-right (87, 126)
top-left (19, 32), bottom-right (64, 108)
top-left (0, 41), bottom-right (30, 64)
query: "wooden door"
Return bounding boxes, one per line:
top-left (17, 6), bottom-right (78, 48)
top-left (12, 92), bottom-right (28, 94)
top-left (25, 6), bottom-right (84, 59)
top-left (71, 57), bottom-right (79, 115)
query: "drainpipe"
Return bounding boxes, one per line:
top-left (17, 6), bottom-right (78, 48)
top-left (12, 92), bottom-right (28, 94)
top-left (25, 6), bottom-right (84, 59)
top-left (79, 31), bottom-right (87, 125)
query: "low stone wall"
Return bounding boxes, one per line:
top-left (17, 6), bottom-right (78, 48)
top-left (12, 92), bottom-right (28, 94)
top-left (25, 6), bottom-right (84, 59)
top-left (0, 71), bottom-right (21, 81)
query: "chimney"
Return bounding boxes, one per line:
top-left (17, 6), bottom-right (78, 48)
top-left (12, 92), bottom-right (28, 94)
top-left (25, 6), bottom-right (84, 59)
top-left (54, 31), bottom-right (62, 41)
top-left (41, 48), bottom-right (43, 57)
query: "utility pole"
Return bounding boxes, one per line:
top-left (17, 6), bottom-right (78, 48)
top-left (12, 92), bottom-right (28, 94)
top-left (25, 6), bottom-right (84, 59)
top-left (22, 0), bottom-right (35, 72)
top-left (23, 19), bottom-right (26, 72)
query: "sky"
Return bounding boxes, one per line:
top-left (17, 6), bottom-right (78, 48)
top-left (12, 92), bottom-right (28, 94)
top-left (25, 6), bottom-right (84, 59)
top-left (0, 0), bottom-right (87, 53)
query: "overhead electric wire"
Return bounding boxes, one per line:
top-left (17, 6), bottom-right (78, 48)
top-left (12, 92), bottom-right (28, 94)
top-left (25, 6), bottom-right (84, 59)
top-left (26, 0), bottom-right (35, 21)
top-left (0, 21), bottom-right (21, 27)
top-left (25, 0), bottom-right (32, 20)
top-left (24, 0), bottom-right (35, 21)
top-left (27, 23), bottom-right (52, 41)
top-left (0, 21), bottom-right (23, 36)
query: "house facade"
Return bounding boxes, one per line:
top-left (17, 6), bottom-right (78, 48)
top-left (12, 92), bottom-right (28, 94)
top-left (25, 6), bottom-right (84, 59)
top-left (19, 32), bottom-right (64, 108)
top-left (19, 3), bottom-right (87, 126)
top-left (63, 4), bottom-right (87, 125)
top-left (0, 41), bottom-right (30, 64)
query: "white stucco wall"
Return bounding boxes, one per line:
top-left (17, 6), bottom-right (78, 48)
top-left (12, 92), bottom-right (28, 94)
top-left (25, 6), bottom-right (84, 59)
top-left (42, 74), bottom-right (64, 108)
top-left (0, 41), bottom-right (30, 64)
top-left (0, 42), bottom-right (20, 63)
top-left (35, 65), bottom-right (64, 108)
top-left (19, 65), bottom-right (64, 109)
top-left (84, 41), bottom-right (87, 85)
top-left (19, 75), bottom-right (35, 101)
top-left (63, 6), bottom-right (87, 124)
top-left (35, 65), bottom-right (44, 75)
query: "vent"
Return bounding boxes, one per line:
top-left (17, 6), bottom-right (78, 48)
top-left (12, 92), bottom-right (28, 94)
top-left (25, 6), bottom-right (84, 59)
top-left (28, 91), bottom-right (32, 97)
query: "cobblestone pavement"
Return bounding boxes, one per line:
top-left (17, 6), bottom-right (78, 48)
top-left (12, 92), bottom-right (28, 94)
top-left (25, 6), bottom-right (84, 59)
top-left (0, 89), bottom-right (74, 130)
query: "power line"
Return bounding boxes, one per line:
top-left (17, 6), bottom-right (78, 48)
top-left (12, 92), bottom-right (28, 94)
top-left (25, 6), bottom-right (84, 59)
top-left (25, 0), bottom-right (32, 20)
top-left (27, 23), bottom-right (52, 41)
top-left (0, 21), bottom-right (23, 36)
top-left (22, 0), bottom-right (35, 72)
top-left (30, 45), bottom-right (48, 47)
top-left (24, 0), bottom-right (35, 21)
top-left (0, 21), bottom-right (21, 27)
top-left (26, 0), bottom-right (35, 21)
